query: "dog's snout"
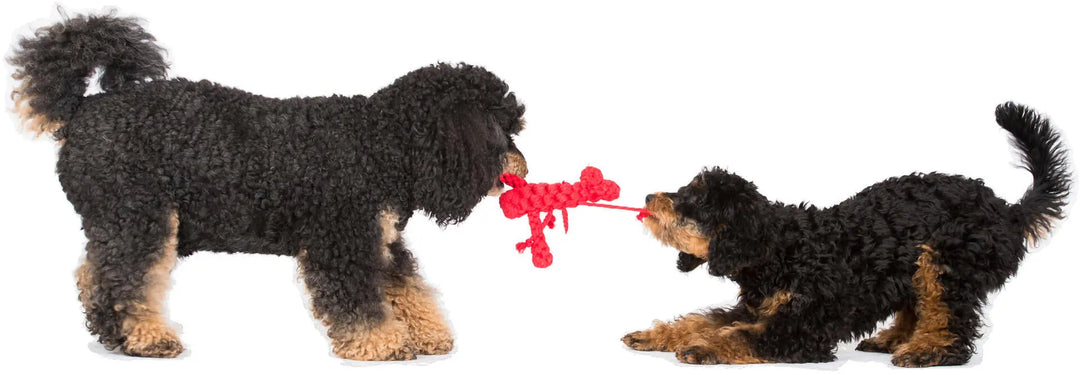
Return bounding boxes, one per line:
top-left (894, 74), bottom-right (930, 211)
top-left (646, 194), bottom-right (657, 204)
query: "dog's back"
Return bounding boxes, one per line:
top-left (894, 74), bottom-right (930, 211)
top-left (10, 14), bottom-right (402, 256)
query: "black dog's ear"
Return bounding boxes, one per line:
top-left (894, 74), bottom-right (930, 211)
top-left (411, 105), bottom-right (507, 225)
top-left (690, 171), bottom-right (773, 276)
top-left (677, 251), bottom-right (707, 272)
top-left (368, 63), bottom-right (524, 226)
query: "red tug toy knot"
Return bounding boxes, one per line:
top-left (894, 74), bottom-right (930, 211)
top-left (498, 167), bottom-right (651, 268)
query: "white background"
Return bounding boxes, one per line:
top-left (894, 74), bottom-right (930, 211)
top-left (2, 1), bottom-right (1078, 373)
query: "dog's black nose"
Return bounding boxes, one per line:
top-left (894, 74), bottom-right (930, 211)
top-left (646, 194), bottom-right (657, 204)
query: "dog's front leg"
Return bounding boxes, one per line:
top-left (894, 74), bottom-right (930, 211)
top-left (623, 304), bottom-right (751, 352)
top-left (674, 292), bottom-right (837, 364)
top-left (298, 226), bottom-right (413, 361)
top-left (384, 241), bottom-right (454, 355)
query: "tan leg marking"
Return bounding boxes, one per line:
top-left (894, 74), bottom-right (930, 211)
top-left (330, 303), bottom-right (414, 361)
top-left (676, 290), bottom-right (793, 365)
top-left (643, 193), bottom-right (709, 259)
top-left (623, 314), bottom-right (715, 352)
top-left (386, 276), bottom-right (453, 355)
top-left (892, 244), bottom-right (956, 367)
top-left (675, 321), bottom-right (770, 365)
top-left (378, 209), bottom-right (400, 263)
top-left (379, 208), bottom-right (452, 355)
top-left (119, 211), bottom-right (183, 358)
top-left (298, 209), bottom-right (416, 361)
top-left (626, 290), bottom-right (789, 364)
top-left (75, 259), bottom-right (96, 314)
top-left (753, 290), bottom-right (793, 318)
top-left (857, 307), bottom-right (917, 353)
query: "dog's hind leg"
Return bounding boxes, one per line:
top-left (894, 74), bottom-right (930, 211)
top-left (383, 241), bottom-right (454, 355)
top-left (891, 244), bottom-right (979, 367)
top-left (856, 307), bottom-right (917, 353)
top-left (298, 209), bottom-right (413, 361)
top-left (77, 208), bottom-right (183, 358)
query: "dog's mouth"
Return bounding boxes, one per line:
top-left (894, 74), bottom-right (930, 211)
top-left (487, 181), bottom-right (506, 196)
top-left (642, 193), bottom-right (710, 259)
top-left (488, 151), bottom-right (528, 196)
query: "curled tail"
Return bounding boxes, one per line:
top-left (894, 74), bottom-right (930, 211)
top-left (996, 102), bottom-right (1072, 243)
top-left (9, 12), bottom-right (167, 138)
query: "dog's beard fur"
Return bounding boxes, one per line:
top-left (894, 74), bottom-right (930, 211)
top-left (643, 193), bottom-right (709, 271)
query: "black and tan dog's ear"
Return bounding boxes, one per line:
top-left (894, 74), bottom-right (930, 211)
top-left (677, 251), bottom-right (707, 272)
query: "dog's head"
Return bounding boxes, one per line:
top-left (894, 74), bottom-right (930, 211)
top-left (370, 63), bottom-right (527, 226)
top-left (643, 168), bottom-right (773, 276)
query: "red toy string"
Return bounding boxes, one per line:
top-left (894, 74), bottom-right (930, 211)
top-left (498, 167), bottom-right (651, 268)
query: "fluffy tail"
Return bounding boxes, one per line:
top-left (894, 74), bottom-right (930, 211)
top-left (996, 102), bottom-right (1072, 243)
top-left (9, 12), bottom-right (167, 138)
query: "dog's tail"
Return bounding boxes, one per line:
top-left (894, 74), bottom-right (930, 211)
top-left (996, 102), bottom-right (1072, 243)
top-left (9, 12), bottom-right (167, 138)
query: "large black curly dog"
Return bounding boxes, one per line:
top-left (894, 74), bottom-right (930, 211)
top-left (10, 14), bottom-right (528, 359)
top-left (626, 103), bottom-right (1070, 367)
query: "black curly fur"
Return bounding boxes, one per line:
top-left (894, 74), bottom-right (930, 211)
top-left (996, 102), bottom-right (1071, 239)
top-left (644, 103), bottom-right (1070, 366)
top-left (11, 13), bottom-right (526, 355)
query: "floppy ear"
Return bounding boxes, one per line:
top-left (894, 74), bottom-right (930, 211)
top-left (698, 175), bottom-right (773, 276)
top-left (367, 63), bottom-right (523, 226)
top-left (411, 105), bottom-right (507, 226)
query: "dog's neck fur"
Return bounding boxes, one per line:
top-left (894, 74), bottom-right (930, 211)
top-left (723, 201), bottom-right (841, 291)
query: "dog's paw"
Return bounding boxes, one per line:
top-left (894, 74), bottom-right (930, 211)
top-left (855, 339), bottom-right (891, 353)
top-left (622, 331), bottom-right (665, 351)
top-left (336, 344), bottom-right (416, 361)
top-left (675, 345), bottom-right (721, 365)
top-left (120, 320), bottom-right (184, 358)
top-left (383, 346), bottom-right (417, 361)
top-left (411, 338), bottom-right (453, 356)
top-left (891, 350), bottom-right (943, 368)
top-left (121, 334), bottom-right (184, 358)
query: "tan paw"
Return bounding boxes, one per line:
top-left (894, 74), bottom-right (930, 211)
top-left (675, 345), bottom-right (722, 365)
top-left (622, 331), bottom-right (668, 352)
top-left (121, 321), bottom-right (184, 358)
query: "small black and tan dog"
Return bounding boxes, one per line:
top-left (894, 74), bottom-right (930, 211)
top-left (626, 103), bottom-right (1070, 367)
top-left (10, 13), bottom-right (528, 359)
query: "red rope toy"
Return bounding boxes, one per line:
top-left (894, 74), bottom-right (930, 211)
top-left (498, 167), bottom-right (651, 268)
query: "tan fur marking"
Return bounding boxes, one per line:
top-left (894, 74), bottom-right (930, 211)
top-left (12, 80), bottom-right (63, 137)
top-left (892, 244), bottom-right (956, 367)
top-left (754, 290), bottom-right (793, 318)
top-left (378, 209), bottom-right (400, 263)
top-left (504, 151), bottom-right (528, 178)
top-left (671, 320), bottom-right (769, 364)
top-left (678, 330), bottom-right (768, 365)
top-left (120, 211), bottom-right (183, 358)
top-left (488, 150), bottom-right (529, 196)
top-left (860, 307), bottom-right (917, 353)
top-left (1025, 222), bottom-right (1051, 247)
top-left (386, 276), bottom-right (454, 355)
top-left (75, 259), bottom-right (95, 313)
top-left (625, 310), bottom-right (772, 364)
top-left (330, 303), bottom-right (414, 361)
top-left (643, 193), bottom-right (709, 258)
top-left (623, 314), bottom-right (715, 352)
